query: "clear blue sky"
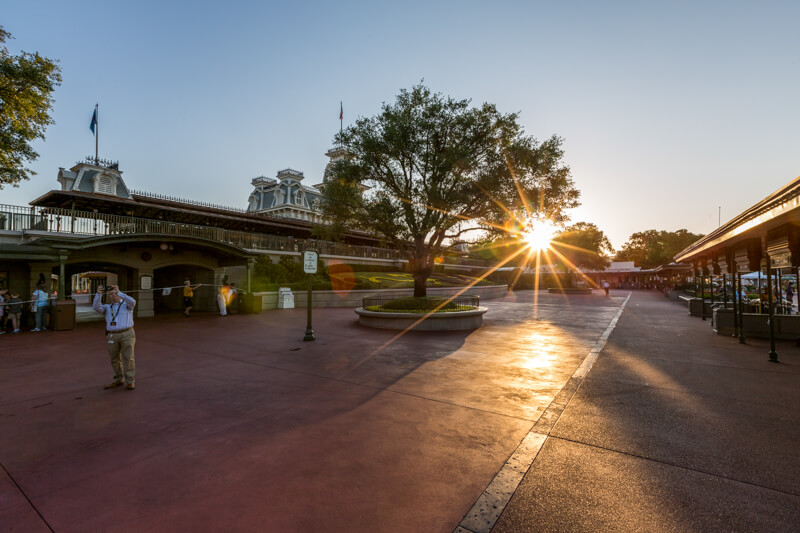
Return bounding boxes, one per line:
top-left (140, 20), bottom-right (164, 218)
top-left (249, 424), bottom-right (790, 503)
top-left (3, 0), bottom-right (799, 249)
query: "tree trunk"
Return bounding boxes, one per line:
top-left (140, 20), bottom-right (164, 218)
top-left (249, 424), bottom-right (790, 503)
top-left (409, 241), bottom-right (433, 297)
top-left (413, 273), bottom-right (427, 297)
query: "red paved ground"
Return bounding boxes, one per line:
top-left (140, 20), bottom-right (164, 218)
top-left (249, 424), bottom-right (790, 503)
top-left (0, 292), bottom-right (623, 532)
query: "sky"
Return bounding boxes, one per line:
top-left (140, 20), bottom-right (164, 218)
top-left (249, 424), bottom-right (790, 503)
top-left (2, 0), bottom-right (799, 250)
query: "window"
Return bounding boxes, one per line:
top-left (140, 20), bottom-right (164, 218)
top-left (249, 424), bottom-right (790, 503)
top-left (97, 175), bottom-right (114, 195)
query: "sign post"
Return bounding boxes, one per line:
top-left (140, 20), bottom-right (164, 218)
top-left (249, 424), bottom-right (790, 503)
top-left (303, 250), bottom-right (318, 341)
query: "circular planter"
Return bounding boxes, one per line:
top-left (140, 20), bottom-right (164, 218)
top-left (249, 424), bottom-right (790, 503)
top-left (547, 288), bottom-right (593, 294)
top-left (355, 306), bottom-right (488, 331)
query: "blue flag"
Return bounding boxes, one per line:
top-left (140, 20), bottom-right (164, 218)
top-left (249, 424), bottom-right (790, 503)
top-left (90, 108), bottom-right (97, 134)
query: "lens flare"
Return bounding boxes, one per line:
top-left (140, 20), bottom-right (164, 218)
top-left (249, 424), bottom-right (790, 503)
top-left (522, 218), bottom-right (557, 251)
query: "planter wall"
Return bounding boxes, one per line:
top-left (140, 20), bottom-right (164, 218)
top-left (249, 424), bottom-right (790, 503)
top-left (355, 307), bottom-right (488, 331)
top-left (253, 284), bottom-right (507, 310)
top-left (712, 308), bottom-right (800, 340)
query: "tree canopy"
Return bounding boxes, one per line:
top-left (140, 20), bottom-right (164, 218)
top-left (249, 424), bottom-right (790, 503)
top-left (0, 26), bottom-right (61, 189)
top-left (320, 84), bottom-right (580, 296)
top-left (551, 222), bottom-right (614, 273)
top-left (615, 229), bottom-right (703, 268)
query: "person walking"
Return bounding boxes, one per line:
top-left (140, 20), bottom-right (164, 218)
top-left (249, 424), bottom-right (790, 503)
top-left (0, 288), bottom-right (7, 334)
top-left (217, 282), bottom-right (230, 316)
top-left (603, 281), bottom-right (610, 296)
top-left (30, 283), bottom-right (50, 332)
top-left (93, 285), bottom-right (137, 390)
top-left (786, 282), bottom-right (795, 312)
top-left (7, 291), bottom-right (23, 333)
top-left (227, 282), bottom-right (239, 314)
top-left (183, 279), bottom-right (201, 317)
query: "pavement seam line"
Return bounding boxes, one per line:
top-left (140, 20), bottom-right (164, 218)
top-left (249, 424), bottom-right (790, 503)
top-left (546, 434), bottom-right (800, 498)
top-left (0, 461), bottom-right (55, 533)
top-left (455, 292), bottom-right (632, 533)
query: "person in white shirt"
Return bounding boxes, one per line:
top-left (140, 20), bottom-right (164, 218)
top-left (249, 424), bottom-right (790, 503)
top-left (93, 284), bottom-right (137, 390)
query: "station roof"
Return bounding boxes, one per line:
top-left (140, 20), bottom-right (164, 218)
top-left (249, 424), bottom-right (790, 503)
top-left (674, 175), bottom-right (800, 264)
top-left (29, 189), bottom-right (383, 246)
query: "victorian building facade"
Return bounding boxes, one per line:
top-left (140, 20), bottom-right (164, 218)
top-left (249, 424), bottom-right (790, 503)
top-left (246, 146), bottom-right (347, 222)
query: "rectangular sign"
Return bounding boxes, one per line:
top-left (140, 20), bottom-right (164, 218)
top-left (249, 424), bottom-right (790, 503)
top-left (303, 251), bottom-right (318, 274)
top-left (140, 275), bottom-right (152, 290)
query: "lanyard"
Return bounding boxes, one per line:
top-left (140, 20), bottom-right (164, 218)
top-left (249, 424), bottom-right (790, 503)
top-left (110, 302), bottom-right (124, 323)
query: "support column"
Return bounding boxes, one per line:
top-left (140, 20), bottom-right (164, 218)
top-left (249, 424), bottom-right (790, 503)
top-left (731, 266), bottom-right (739, 339)
top-left (700, 270), bottom-right (706, 321)
top-left (766, 259), bottom-right (778, 362)
top-left (58, 251), bottom-right (68, 300)
top-left (737, 272), bottom-right (745, 344)
top-left (246, 258), bottom-right (255, 293)
top-left (795, 267), bottom-right (799, 315)
top-left (722, 273), bottom-right (728, 307)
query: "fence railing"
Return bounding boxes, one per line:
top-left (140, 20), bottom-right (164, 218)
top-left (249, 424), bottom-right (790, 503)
top-left (0, 204), bottom-right (400, 259)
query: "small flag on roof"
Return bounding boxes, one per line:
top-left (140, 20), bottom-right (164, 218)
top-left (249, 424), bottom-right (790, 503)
top-left (90, 108), bottom-right (97, 135)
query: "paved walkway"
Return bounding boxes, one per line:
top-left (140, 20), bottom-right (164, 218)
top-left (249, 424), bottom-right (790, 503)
top-left (493, 290), bottom-right (800, 532)
top-left (1, 291), bottom-right (622, 532)
top-left (1, 290), bottom-right (797, 532)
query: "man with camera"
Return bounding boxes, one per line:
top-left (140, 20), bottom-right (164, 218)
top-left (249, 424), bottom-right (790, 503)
top-left (93, 284), bottom-right (137, 390)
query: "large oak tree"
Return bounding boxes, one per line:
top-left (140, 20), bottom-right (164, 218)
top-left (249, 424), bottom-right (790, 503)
top-left (551, 222), bottom-right (614, 276)
top-left (320, 85), bottom-right (579, 296)
top-left (0, 26), bottom-right (61, 189)
top-left (615, 229), bottom-right (703, 268)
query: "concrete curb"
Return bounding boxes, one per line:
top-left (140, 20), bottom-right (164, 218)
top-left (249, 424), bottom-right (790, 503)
top-left (455, 292), bottom-right (632, 533)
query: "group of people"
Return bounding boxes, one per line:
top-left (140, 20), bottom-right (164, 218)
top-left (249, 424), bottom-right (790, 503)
top-left (5, 278), bottom-right (245, 392)
top-left (0, 283), bottom-right (53, 334)
top-left (181, 279), bottom-right (239, 317)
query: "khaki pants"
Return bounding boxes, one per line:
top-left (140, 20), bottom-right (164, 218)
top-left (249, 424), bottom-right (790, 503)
top-left (107, 328), bottom-right (136, 384)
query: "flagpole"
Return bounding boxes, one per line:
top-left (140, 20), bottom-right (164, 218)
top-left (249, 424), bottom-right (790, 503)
top-left (340, 101), bottom-right (343, 135)
top-left (95, 103), bottom-right (99, 163)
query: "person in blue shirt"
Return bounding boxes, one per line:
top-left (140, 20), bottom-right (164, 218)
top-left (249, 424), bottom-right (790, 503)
top-left (31, 283), bottom-right (50, 332)
top-left (93, 284), bottom-right (137, 390)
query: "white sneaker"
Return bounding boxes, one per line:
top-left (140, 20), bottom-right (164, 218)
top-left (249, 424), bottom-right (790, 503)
top-left (0, 331), bottom-right (5, 335)
top-left (31, 328), bottom-right (41, 332)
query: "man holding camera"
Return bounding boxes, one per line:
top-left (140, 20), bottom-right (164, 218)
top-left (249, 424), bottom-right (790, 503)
top-left (93, 284), bottom-right (137, 390)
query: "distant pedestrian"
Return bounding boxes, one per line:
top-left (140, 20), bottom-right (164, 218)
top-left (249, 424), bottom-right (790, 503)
top-left (183, 280), bottom-right (201, 317)
top-left (786, 282), bottom-right (794, 309)
top-left (7, 291), bottom-right (22, 333)
top-left (227, 283), bottom-right (238, 314)
top-left (603, 281), bottom-right (610, 296)
top-left (30, 283), bottom-right (50, 332)
top-left (93, 284), bottom-right (137, 390)
top-left (217, 282), bottom-right (230, 316)
top-left (0, 288), bottom-right (7, 333)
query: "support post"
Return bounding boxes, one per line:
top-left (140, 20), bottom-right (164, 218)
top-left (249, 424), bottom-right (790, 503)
top-left (710, 273), bottom-right (716, 307)
top-left (723, 273), bottom-right (728, 307)
top-left (795, 267), bottom-right (799, 315)
top-left (737, 272), bottom-right (745, 344)
top-left (731, 267), bottom-right (739, 338)
top-left (303, 274), bottom-right (315, 341)
top-left (700, 271), bottom-right (706, 321)
top-left (246, 258), bottom-right (254, 294)
top-left (58, 252), bottom-right (67, 300)
top-left (766, 259), bottom-right (778, 362)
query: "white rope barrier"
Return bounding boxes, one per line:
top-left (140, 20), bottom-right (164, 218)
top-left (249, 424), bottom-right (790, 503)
top-left (0, 284), bottom-right (246, 307)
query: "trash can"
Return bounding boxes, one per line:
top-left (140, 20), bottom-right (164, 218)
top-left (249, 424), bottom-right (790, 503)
top-left (51, 299), bottom-right (76, 331)
top-left (277, 288), bottom-right (294, 309)
top-left (238, 293), bottom-right (263, 314)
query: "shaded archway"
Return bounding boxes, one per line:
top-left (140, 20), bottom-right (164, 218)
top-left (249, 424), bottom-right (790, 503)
top-left (153, 265), bottom-right (215, 314)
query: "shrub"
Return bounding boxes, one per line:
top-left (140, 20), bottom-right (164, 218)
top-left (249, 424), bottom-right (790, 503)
top-left (375, 296), bottom-right (473, 312)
